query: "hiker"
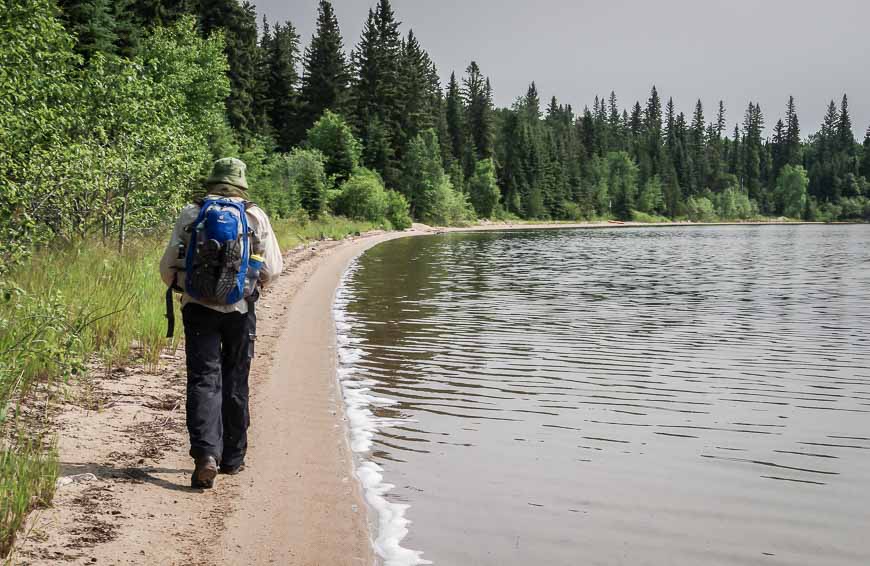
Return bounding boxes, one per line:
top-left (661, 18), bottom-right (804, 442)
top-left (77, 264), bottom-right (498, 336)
top-left (159, 158), bottom-right (283, 489)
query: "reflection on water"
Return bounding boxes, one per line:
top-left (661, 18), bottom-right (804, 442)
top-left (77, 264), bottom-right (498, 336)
top-left (338, 225), bottom-right (870, 565)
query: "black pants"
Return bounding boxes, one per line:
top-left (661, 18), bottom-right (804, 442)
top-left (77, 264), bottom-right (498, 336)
top-left (182, 302), bottom-right (256, 469)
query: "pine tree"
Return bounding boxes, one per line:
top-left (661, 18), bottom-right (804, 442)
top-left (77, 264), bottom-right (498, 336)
top-left (445, 72), bottom-right (465, 165)
top-left (351, 0), bottom-right (403, 186)
top-left (771, 118), bottom-right (787, 178)
top-left (741, 102), bottom-right (765, 205)
top-left (200, 0), bottom-right (260, 139)
top-left (607, 91), bottom-right (622, 151)
top-left (837, 94), bottom-right (854, 152)
top-left (690, 99), bottom-right (707, 193)
top-left (643, 86), bottom-right (663, 181)
top-left (300, 0), bottom-right (349, 134)
top-left (251, 15), bottom-right (273, 137)
top-left (57, 0), bottom-right (122, 58)
top-left (131, 0), bottom-right (193, 26)
top-left (715, 101), bottom-right (726, 138)
top-left (463, 62), bottom-right (494, 161)
top-left (785, 95), bottom-right (801, 166)
top-left (861, 124), bottom-right (870, 180)
top-left (263, 21), bottom-right (302, 151)
top-left (397, 30), bottom-right (439, 156)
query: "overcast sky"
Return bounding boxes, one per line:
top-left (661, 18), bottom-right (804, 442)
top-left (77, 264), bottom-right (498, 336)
top-left (255, 0), bottom-right (869, 139)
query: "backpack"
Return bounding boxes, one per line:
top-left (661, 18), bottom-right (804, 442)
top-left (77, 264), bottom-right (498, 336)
top-left (184, 197), bottom-right (252, 305)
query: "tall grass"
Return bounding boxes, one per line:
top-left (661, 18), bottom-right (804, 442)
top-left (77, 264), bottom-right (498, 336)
top-left (272, 215), bottom-right (378, 251)
top-left (0, 213), bottom-right (380, 557)
top-left (0, 438), bottom-right (58, 557)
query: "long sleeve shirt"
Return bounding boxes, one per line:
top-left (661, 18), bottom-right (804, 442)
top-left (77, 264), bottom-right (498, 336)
top-left (159, 196), bottom-right (284, 314)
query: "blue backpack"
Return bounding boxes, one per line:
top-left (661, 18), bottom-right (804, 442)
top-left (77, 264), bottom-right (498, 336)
top-left (184, 198), bottom-right (251, 305)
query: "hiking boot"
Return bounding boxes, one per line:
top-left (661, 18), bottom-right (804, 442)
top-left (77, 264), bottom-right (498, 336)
top-left (191, 456), bottom-right (218, 489)
top-left (220, 462), bottom-right (245, 476)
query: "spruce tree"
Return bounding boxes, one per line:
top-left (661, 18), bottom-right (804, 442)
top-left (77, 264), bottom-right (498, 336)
top-left (643, 86), bottom-right (663, 181)
top-left (351, 0), bottom-right (403, 186)
top-left (264, 21), bottom-right (302, 151)
top-left (199, 0), bottom-right (260, 140)
top-left (57, 0), bottom-right (121, 58)
top-left (445, 72), bottom-right (465, 165)
top-left (741, 102), bottom-right (764, 204)
top-left (785, 96), bottom-right (801, 166)
top-left (463, 62), bottom-right (494, 162)
top-left (860, 125), bottom-right (870, 180)
top-left (715, 101), bottom-right (726, 138)
top-left (300, 1), bottom-right (349, 134)
top-left (690, 99), bottom-right (707, 193)
top-left (397, 30), bottom-right (439, 155)
top-left (837, 94), bottom-right (854, 152)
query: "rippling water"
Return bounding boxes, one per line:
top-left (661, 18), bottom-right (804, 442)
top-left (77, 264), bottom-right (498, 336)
top-left (336, 225), bottom-right (870, 566)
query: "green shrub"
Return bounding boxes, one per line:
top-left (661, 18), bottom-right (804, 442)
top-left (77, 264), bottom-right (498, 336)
top-left (631, 210), bottom-right (670, 223)
top-left (775, 165), bottom-right (809, 219)
top-left (287, 148), bottom-right (328, 219)
top-left (685, 196), bottom-right (717, 222)
top-left (714, 188), bottom-right (758, 220)
top-left (334, 168), bottom-right (390, 222)
top-left (468, 158), bottom-right (501, 218)
top-left (385, 191), bottom-right (413, 230)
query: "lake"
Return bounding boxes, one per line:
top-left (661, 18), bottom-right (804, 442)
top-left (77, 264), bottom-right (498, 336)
top-left (334, 225), bottom-right (870, 566)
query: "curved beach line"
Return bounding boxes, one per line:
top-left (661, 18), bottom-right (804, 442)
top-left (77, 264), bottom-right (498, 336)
top-left (334, 258), bottom-right (432, 566)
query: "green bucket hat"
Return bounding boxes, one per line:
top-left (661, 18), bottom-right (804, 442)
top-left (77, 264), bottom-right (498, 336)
top-left (206, 157), bottom-right (249, 190)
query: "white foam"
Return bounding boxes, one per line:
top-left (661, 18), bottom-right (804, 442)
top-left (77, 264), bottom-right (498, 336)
top-left (334, 259), bottom-right (432, 566)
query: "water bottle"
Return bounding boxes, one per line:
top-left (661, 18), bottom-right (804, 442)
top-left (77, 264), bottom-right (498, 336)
top-left (245, 254), bottom-right (264, 298)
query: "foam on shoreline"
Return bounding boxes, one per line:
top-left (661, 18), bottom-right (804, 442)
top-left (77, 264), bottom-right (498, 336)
top-left (334, 260), bottom-right (432, 566)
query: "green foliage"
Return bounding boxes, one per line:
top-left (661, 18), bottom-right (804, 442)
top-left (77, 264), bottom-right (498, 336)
top-left (334, 168), bottom-right (391, 222)
top-left (631, 210), bottom-right (670, 223)
top-left (775, 165), bottom-right (809, 218)
top-left (305, 110), bottom-right (361, 185)
top-left (713, 188), bottom-right (758, 220)
top-left (685, 196), bottom-right (717, 222)
top-left (468, 158), bottom-right (501, 218)
top-left (385, 190), bottom-right (413, 230)
top-left (247, 150), bottom-right (300, 218)
top-left (286, 149), bottom-right (328, 218)
top-left (636, 176), bottom-right (665, 214)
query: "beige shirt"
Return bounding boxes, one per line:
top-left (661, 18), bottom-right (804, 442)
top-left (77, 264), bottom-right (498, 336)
top-left (159, 196), bottom-right (283, 314)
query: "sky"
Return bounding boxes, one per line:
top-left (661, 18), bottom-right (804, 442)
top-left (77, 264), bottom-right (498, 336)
top-left (254, 0), bottom-right (870, 139)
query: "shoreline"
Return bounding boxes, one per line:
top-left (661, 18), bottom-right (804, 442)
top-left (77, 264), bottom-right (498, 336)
top-left (14, 231), bottom-right (418, 565)
top-left (10, 220), bottom-right (860, 565)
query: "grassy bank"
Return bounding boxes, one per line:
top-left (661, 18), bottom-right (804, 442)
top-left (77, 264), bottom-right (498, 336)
top-left (0, 214), bottom-right (378, 558)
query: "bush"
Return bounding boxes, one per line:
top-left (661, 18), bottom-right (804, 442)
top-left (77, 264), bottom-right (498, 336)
top-left (714, 188), bottom-right (758, 220)
top-left (636, 176), bottom-right (665, 215)
top-left (468, 158), bottom-right (501, 218)
top-left (685, 196), bottom-right (717, 222)
top-left (334, 168), bottom-right (390, 222)
top-left (385, 191), bottom-right (413, 230)
top-left (287, 149), bottom-right (328, 219)
top-left (775, 165), bottom-right (809, 219)
top-left (631, 210), bottom-right (670, 223)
